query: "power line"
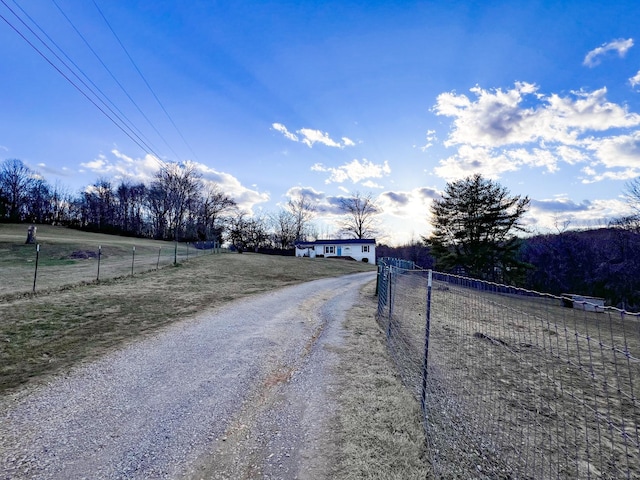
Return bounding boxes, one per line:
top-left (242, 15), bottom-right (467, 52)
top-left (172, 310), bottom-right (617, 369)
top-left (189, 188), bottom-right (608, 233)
top-left (0, 1), bottom-right (165, 163)
top-left (51, 0), bottom-right (176, 165)
top-left (92, 0), bottom-right (201, 163)
top-left (9, 0), bottom-right (164, 164)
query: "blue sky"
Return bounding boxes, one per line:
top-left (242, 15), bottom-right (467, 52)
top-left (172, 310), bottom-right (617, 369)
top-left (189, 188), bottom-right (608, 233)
top-left (2, 1), bottom-right (640, 244)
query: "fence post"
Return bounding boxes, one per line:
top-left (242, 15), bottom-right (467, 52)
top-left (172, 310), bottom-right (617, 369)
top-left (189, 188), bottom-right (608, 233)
top-left (375, 263), bottom-right (381, 296)
top-left (387, 266), bottom-right (393, 339)
top-left (131, 246), bottom-right (136, 276)
top-left (421, 269), bottom-right (433, 414)
top-left (174, 240), bottom-right (178, 265)
top-left (157, 247), bottom-right (161, 270)
top-left (97, 245), bottom-right (101, 282)
top-left (32, 244), bottom-right (40, 293)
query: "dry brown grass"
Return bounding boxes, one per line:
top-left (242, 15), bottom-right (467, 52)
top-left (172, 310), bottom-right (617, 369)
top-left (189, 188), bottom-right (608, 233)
top-left (384, 271), bottom-right (640, 479)
top-left (0, 225), bottom-right (375, 393)
top-left (333, 281), bottom-right (431, 479)
top-left (0, 224), bottom-right (205, 296)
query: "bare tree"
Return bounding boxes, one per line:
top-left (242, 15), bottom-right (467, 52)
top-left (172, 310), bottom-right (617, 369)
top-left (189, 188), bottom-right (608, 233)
top-left (197, 184), bottom-right (236, 243)
top-left (270, 209), bottom-right (297, 249)
top-left (287, 193), bottom-right (315, 241)
top-left (0, 159), bottom-right (37, 222)
top-left (147, 162), bottom-right (202, 240)
top-left (49, 181), bottom-right (72, 226)
top-left (115, 181), bottom-right (147, 235)
top-left (227, 210), bottom-right (269, 252)
top-left (86, 178), bottom-right (116, 229)
top-left (625, 177), bottom-right (640, 213)
top-left (338, 191), bottom-right (380, 239)
top-left (27, 179), bottom-right (53, 224)
top-left (611, 178), bottom-right (640, 232)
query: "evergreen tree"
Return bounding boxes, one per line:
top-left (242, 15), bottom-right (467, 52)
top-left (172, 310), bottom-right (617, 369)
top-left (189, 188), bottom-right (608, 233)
top-left (426, 174), bottom-right (530, 283)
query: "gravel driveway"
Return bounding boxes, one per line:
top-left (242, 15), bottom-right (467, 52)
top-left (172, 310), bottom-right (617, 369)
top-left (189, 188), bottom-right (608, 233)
top-left (0, 271), bottom-right (376, 480)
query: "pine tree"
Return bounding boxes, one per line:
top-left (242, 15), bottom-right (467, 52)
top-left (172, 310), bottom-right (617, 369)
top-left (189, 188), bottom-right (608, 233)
top-left (427, 174), bottom-right (530, 283)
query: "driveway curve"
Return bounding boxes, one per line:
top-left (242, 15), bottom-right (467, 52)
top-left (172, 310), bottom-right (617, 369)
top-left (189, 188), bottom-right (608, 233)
top-left (0, 271), bottom-right (376, 480)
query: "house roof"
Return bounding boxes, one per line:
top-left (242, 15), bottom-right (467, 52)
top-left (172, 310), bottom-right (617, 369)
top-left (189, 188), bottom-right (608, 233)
top-left (295, 238), bottom-right (376, 248)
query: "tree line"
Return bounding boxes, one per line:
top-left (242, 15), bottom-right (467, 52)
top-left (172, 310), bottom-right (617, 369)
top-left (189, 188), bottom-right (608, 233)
top-left (0, 158), bottom-right (380, 251)
top-left (6, 155), bottom-right (637, 307)
top-left (383, 174), bottom-right (640, 310)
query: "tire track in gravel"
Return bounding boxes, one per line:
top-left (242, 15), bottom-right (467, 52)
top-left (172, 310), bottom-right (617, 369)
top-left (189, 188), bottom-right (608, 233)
top-left (0, 271), bottom-right (375, 480)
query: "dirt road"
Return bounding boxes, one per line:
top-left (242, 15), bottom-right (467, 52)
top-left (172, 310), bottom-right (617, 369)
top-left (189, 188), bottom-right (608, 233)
top-left (0, 271), bottom-right (376, 479)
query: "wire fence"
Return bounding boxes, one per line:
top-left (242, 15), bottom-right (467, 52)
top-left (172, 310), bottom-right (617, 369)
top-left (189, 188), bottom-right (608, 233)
top-left (1, 241), bottom-right (222, 296)
top-left (376, 259), bottom-right (640, 479)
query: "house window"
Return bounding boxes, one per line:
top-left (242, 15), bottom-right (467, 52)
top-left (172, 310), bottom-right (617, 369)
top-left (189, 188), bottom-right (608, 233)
top-left (362, 245), bottom-right (370, 253)
top-left (325, 246), bottom-right (335, 254)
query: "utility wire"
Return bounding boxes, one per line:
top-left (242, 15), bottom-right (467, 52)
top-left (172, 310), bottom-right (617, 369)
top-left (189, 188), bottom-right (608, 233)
top-left (92, 0), bottom-right (201, 163)
top-left (0, 0), bottom-right (163, 162)
top-left (9, 0), bottom-right (164, 165)
top-left (51, 0), bottom-right (175, 166)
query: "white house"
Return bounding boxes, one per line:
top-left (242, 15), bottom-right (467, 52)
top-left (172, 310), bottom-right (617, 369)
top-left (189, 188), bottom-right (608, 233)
top-left (294, 239), bottom-right (376, 263)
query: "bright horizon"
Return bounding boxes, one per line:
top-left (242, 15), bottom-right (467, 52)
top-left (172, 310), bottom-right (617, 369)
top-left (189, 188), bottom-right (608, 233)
top-left (2, 1), bottom-right (640, 245)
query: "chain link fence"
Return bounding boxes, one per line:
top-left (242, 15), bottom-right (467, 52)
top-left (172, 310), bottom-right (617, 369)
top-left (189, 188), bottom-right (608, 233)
top-left (376, 259), bottom-right (640, 479)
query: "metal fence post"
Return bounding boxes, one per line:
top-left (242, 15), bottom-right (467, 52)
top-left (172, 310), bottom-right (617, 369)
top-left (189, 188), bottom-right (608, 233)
top-left (32, 244), bottom-right (40, 293)
top-left (96, 245), bottom-right (101, 282)
top-left (387, 266), bottom-right (393, 339)
top-left (131, 246), bottom-right (135, 276)
top-left (421, 269), bottom-right (433, 414)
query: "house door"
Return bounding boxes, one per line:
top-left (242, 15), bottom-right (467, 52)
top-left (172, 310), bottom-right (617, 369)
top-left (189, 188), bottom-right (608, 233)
top-left (337, 246), bottom-right (342, 256)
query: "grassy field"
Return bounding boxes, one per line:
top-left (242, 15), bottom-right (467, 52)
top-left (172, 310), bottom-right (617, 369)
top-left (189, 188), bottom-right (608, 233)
top-left (0, 224), bottom-right (376, 393)
top-left (0, 224), bottom-right (209, 296)
top-left (383, 271), bottom-right (640, 479)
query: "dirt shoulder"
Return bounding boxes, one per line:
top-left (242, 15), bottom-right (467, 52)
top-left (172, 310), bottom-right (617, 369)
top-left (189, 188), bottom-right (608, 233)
top-left (332, 281), bottom-right (430, 479)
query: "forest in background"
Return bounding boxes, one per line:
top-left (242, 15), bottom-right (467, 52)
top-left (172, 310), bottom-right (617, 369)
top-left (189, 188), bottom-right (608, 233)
top-left (378, 226), bottom-right (640, 311)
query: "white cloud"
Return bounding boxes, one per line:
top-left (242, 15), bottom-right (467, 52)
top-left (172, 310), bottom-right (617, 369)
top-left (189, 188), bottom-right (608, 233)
top-left (361, 180), bottom-right (384, 189)
top-left (431, 83), bottom-right (640, 183)
top-left (375, 187), bottom-right (441, 242)
top-left (434, 84), bottom-right (640, 149)
top-left (312, 158), bottom-right (391, 184)
top-left (630, 71), bottom-right (640, 88)
top-left (580, 166), bottom-right (639, 184)
top-left (192, 162), bottom-right (270, 211)
top-left (80, 155), bottom-right (110, 172)
top-left (298, 128), bottom-right (342, 148)
top-left (554, 146), bottom-right (588, 165)
top-left (434, 145), bottom-right (517, 181)
top-left (272, 123), bottom-right (354, 148)
top-left (583, 38), bottom-right (634, 67)
top-left (417, 130), bottom-right (437, 151)
top-left (272, 123), bottom-right (298, 142)
top-left (583, 131), bottom-right (640, 169)
top-left (528, 196), bottom-right (632, 231)
top-left (505, 147), bottom-right (559, 173)
top-left (80, 150), bottom-right (269, 212)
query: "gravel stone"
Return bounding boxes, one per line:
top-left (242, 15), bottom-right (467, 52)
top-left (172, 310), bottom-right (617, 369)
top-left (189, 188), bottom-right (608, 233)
top-left (0, 272), bottom-right (374, 480)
